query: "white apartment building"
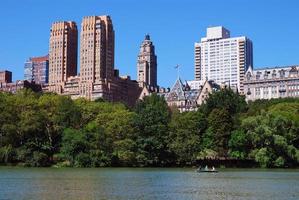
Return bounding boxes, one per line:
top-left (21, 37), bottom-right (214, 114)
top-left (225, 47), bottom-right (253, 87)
top-left (194, 26), bottom-right (253, 94)
top-left (244, 65), bottom-right (299, 101)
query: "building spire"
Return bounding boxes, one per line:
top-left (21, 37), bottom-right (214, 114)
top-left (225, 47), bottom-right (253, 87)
top-left (145, 34), bottom-right (150, 40)
top-left (175, 64), bottom-right (180, 79)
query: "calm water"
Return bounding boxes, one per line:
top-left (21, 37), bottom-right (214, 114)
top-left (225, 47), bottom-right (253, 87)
top-left (0, 167), bottom-right (298, 200)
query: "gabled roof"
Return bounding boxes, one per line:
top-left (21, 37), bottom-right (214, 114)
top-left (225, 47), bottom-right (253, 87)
top-left (166, 78), bottom-right (186, 101)
top-left (207, 80), bottom-right (221, 90)
top-left (185, 89), bottom-right (200, 102)
top-left (245, 67), bottom-right (253, 76)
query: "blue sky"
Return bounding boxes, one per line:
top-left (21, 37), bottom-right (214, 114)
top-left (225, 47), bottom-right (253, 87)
top-left (0, 0), bottom-right (298, 87)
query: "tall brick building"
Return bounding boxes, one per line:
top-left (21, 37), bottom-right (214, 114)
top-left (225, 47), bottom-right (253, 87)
top-left (43, 15), bottom-right (142, 107)
top-left (0, 70), bottom-right (12, 84)
top-left (80, 16), bottom-right (114, 81)
top-left (48, 21), bottom-right (78, 93)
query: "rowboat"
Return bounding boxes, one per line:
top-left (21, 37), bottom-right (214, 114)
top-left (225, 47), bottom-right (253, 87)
top-left (196, 169), bottom-right (218, 173)
top-left (196, 167), bottom-right (218, 173)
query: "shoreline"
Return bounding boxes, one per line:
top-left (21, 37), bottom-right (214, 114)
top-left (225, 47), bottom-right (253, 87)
top-left (0, 164), bottom-right (298, 169)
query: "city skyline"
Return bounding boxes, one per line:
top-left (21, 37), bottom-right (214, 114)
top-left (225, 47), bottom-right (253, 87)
top-left (45, 15), bottom-right (143, 105)
top-left (0, 0), bottom-right (299, 87)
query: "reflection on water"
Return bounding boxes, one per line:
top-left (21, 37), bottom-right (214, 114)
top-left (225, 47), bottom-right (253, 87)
top-left (0, 167), bottom-right (298, 200)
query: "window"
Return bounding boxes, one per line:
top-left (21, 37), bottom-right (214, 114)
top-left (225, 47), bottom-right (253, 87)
top-left (279, 70), bottom-right (285, 78)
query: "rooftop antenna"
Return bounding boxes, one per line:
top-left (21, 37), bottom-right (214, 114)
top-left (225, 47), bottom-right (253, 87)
top-left (174, 64), bottom-right (180, 79)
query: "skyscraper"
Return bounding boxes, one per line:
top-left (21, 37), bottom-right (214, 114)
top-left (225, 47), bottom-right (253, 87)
top-left (49, 21), bottom-right (78, 84)
top-left (194, 26), bottom-right (253, 94)
top-left (80, 16), bottom-right (115, 82)
top-left (44, 15), bottom-right (143, 106)
top-left (24, 55), bottom-right (49, 84)
top-left (137, 34), bottom-right (157, 87)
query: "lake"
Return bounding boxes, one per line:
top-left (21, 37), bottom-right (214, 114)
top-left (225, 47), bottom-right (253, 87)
top-left (0, 167), bottom-right (298, 200)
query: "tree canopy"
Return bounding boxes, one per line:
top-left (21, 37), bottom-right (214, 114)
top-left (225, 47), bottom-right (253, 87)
top-left (0, 89), bottom-right (298, 168)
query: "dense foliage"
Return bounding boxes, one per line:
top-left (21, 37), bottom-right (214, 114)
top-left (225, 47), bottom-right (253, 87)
top-left (0, 89), bottom-right (298, 168)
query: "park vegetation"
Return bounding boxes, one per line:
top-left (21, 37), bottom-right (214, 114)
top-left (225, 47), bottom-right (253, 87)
top-left (0, 89), bottom-right (298, 168)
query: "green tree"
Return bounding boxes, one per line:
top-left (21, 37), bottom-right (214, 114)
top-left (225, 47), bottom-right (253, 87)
top-left (38, 94), bottom-right (81, 159)
top-left (203, 108), bottom-right (233, 156)
top-left (60, 128), bottom-right (89, 166)
top-left (134, 94), bottom-right (173, 166)
top-left (201, 88), bottom-right (247, 116)
top-left (254, 148), bottom-right (273, 168)
top-left (228, 129), bottom-right (250, 159)
top-left (169, 111), bottom-right (206, 164)
top-left (240, 104), bottom-right (299, 167)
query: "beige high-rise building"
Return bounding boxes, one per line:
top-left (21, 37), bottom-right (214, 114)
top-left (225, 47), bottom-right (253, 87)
top-left (44, 15), bottom-right (143, 107)
top-left (49, 21), bottom-right (78, 85)
top-left (80, 16), bottom-right (115, 82)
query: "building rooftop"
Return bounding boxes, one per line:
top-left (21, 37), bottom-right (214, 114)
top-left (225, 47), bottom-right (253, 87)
top-left (30, 55), bottom-right (49, 62)
top-left (206, 26), bottom-right (230, 40)
top-left (0, 70), bottom-right (12, 73)
top-left (254, 65), bottom-right (299, 71)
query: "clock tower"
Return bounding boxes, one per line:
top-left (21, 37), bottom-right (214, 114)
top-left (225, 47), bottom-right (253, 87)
top-left (137, 34), bottom-right (157, 87)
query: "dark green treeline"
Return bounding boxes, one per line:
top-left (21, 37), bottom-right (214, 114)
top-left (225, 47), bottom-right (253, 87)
top-left (0, 89), bottom-right (298, 168)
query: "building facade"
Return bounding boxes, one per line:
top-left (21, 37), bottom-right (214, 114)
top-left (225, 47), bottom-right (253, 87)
top-left (24, 55), bottom-right (49, 84)
top-left (80, 16), bottom-right (114, 82)
top-left (137, 34), bottom-right (157, 87)
top-left (78, 15), bottom-right (116, 100)
top-left (0, 70), bottom-right (41, 93)
top-left (0, 80), bottom-right (42, 93)
top-left (164, 78), bottom-right (219, 112)
top-left (194, 26), bottom-right (253, 94)
top-left (187, 80), bottom-right (205, 90)
top-left (0, 70), bottom-right (12, 84)
top-left (245, 65), bottom-right (299, 101)
top-left (49, 21), bottom-right (78, 86)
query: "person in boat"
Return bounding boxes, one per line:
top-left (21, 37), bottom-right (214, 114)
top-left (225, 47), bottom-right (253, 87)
top-left (212, 166), bottom-right (215, 171)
